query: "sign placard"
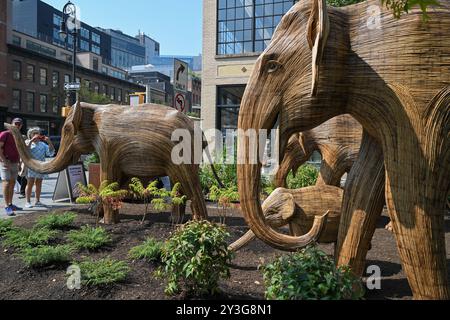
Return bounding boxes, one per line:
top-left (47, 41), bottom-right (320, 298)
top-left (64, 82), bottom-right (81, 91)
top-left (53, 164), bottom-right (87, 203)
top-left (174, 92), bottom-right (186, 113)
top-left (173, 59), bottom-right (188, 92)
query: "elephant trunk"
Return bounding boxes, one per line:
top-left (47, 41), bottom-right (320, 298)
top-left (6, 123), bottom-right (76, 174)
top-left (237, 85), bottom-right (327, 251)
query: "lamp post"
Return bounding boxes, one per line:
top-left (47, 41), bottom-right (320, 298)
top-left (59, 1), bottom-right (78, 106)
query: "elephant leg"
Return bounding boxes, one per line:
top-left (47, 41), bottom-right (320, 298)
top-left (100, 158), bottom-right (122, 224)
top-left (384, 163), bottom-right (449, 299)
top-left (335, 131), bottom-right (385, 277)
top-left (170, 165), bottom-right (208, 220)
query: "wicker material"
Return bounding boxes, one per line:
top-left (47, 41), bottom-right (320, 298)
top-left (237, 0), bottom-right (449, 299)
top-left (274, 114), bottom-right (362, 188)
top-left (229, 185), bottom-right (342, 251)
top-left (7, 102), bottom-right (209, 223)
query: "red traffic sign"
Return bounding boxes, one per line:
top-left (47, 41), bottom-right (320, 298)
top-left (174, 93), bottom-right (186, 112)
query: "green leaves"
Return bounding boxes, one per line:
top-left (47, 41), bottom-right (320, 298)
top-left (76, 258), bottom-right (130, 286)
top-left (36, 212), bottom-right (77, 230)
top-left (19, 245), bottom-right (73, 268)
top-left (381, 0), bottom-right (440, 20)
top-left (261, 246), bottom-right (364, 300)
top-left (156, 220), bottom-right (233, 296)
top-left (2, 227), bottom-right (59, 249)
top-left (129, 238), bottom-right (164, 262)
top-left (67, 226), bottom-right (112, 251)
top-left (286, 164), bottom-right (319, 189)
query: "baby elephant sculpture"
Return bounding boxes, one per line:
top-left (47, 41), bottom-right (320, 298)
top-left (229, 186), bottom-right (342, 251)
top-left (275, 115), bottom-right (362, 188)
top-left (8, 102), bottom-right (209, 224)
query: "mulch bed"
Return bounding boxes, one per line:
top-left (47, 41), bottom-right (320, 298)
top-left (0, 202), bottom-right (449, 300)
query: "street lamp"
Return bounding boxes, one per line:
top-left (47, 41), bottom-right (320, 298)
top-left (59, 1), bottom-right (78, 106)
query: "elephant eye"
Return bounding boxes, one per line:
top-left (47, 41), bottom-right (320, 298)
top-left (266, 60), bottom-right (282, 74)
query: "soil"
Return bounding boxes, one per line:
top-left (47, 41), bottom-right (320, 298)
top-left (0, 201), bottom-right (449, 301)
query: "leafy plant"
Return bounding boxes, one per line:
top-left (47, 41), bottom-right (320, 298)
top-left (261, 246), bottom-right (364, 300)
top-left (209, 185), bottom-right (240, 224)
top-left (77, 258), bottom-right (130, 286)
top-left (19, 245), bottom-right (73, 268)
top-left (35, 212), bottom-right (77, 230)
top-left (381, 0), bottom-right (439, 21)
top-left (286, 164), bottom-right (319, 189)
top-left (0, 219), bottom-right (14, 237)
top-left (76, 181), bottom-right (129, 222)
top-left (2, 227), bottom-right (59, 249)
top-left (129, 238), bottom-right (164, 262)
top-left (67, 226), bottom-right (112, 251)
top-left (83, 152), bottom-right (100, 170)
top-left (79, 86), bottom-right (112, 104)
top-left (156, 220), bottom-right (233, 296)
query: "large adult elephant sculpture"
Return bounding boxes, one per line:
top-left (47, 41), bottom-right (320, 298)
top-left (237, 0), bottom-right (449, 299)
top-left (7, 102), bottom-right (209, 224)
top-left (274, 114), bottom-right (362, 188)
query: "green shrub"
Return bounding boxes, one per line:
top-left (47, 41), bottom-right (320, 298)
top-left (67, 226), bottom-right (112, 251)
top-left (83, 152), bottom-right (100, 170)
top-left (77, 258), bottom-right (130, 286)
top-left (2, 227), bottom-right (59, 249)
top-left (261, 246), bottom-right (364, 300)
top-left (0, 219), bottom-right (14, 237)
top-left (19, 245), bottom-right (73, 268)
top-left (156, 220), bottom-right (233, 296)
top-left (36, 212), bottom-right (77, 230)
top-left (129, 238), bottom-right (164, 262)
top-left (286, 164), bottom-right (319, 189)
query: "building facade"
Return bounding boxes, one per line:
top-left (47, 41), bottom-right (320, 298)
top-left (136, 32), bottom-right (160, 64)
top-left (0, 0), bottom-right (12, 125)
top-left (12, 0), bottom-right (112, 62)
top-left (128, 66), bottom-right (174, 106)
top-left (202, 0), bottom-right (297, 132)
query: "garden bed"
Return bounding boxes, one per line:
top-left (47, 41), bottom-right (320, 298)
top-left (0, 202), bottom-right (449, 300)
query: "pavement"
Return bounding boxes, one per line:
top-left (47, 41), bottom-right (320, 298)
top-left (0, 172), bottom-right (79, 219)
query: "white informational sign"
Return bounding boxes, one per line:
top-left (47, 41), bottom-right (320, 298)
top-left (64, 82), bottom-right (81, 91)
top-left (173, 59), bottom-right (188, 92)
top-left (53, 164), bottom-right (87, 203)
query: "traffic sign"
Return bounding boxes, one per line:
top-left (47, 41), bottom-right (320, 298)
top-left (64, 82), bottom-right (81, 91)
top-left (173, 59), bottom-right (188, 92)
top-left (174, 92), bottom-right (186, 113)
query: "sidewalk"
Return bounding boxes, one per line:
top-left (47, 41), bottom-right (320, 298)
top-left (0, 172), bottom-right (77, 219)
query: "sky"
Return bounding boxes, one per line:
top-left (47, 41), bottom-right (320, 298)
top-left (42, 0), bottom-right (203, 56)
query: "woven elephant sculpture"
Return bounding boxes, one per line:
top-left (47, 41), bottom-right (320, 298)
top-left (274, 114), bottom-right (362, 188)
top-left (8, 102), bottom-right (210, 224)
top-left (229, 186), bottom-right (342, 252)
top-left (237, 0), bottom-right (449, 299)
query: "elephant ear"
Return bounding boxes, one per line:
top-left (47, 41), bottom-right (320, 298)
top-left (306, 0), bottom-right (330, 97)
top-left (66, 101), bottom-right (83, 135)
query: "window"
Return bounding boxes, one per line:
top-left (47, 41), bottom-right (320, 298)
top-left (12, 35), bottom-right (21, 46)
top-left (103, 84), bottom-right (108, 96)
top-left (12, 90), bottom-right (21, 110)
top-left (80, 40), bottom-right (90, 51)
top-left (93, 57), bottom-right (99, 71)
top-left (75, 77), bottom-right (81, 83)
top-left (92, 32), bottom-right (101, 44)
top-left (52, 71), bottom-right (59, 88)
top-left (110, 87), bottom-right (115, 101)
top-left (52, 96), bottom-right (59, 114)
top-left (94, 82), bottom-right (100, 94)
top-left (83, 80), bottom-right (91, 89)
top-left (80, 27), bottom-right (90, 39)
top-left (217, 85), bottom-right (246, 132)
top-left (26, 65), bottom-right (35, 82)
top-left (12, 61), bottom-right (21, 80)
top-left (117, 89), bottom-right (122, 102)
top-left (217, 0), bottom-right (296, 55)
top-left (64, 74), bottom-right (71, 84)
top-left (91, 44), bottom-right (101, 55)
top-left (26, 92), bottom-right (35, 112)
top-left (40, 68), bottom-right (47, 86)
top-left (40, 94), bottom-right (48, 113)
top-left (53, 14), bottom-right (62, 27)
